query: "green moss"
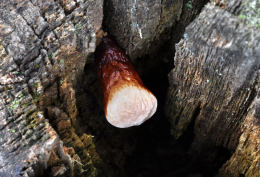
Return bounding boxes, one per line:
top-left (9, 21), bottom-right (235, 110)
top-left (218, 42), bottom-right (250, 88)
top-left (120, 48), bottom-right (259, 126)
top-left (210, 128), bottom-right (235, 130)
top-left (35, 64), bottom-right (40, 69)
top-left (9, 93), bottom-right (24, 109)
top-left (21, 103), bottom-right (27, 108)
top-left (33, 82), bottom-right (38, 87)
top-left (10, 129), bottom-right (16, 133)
top-left (26, 111), bottom-right (41, 129)
top-left (12, 71), bottom-right (19, 75)
top-left (60, 79), bottom-right (64, 85)
top-left (75, 23), bottom-right (82, 34)
top-left (239, 0), bottom-right (260, 28)
top-left (238, 14), bottom-right (246, 19)
top-left (32, 95), bottom-right (39, 103)
top-left (59, 59), bottom-right (65, 64)
top-left (48, 50), bottom-right (59, 60)
top-left (18, 93), bottom-right (24, 98)
top-left (61, 130), bottom-right (105, 177)
top-left (186, 1), bottom-right (193, 9)
top-left (9, 101), bottom-right (19, 109)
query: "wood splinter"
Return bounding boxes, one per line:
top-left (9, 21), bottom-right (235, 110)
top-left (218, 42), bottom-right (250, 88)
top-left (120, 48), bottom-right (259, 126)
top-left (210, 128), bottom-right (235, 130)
top-left (95, 36), bottom-right (157, 128)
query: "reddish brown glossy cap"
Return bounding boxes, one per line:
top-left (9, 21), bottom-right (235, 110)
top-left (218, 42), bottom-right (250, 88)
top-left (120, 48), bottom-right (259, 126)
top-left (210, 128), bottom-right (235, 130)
top-left (95, 36), bottom-right (157, 128)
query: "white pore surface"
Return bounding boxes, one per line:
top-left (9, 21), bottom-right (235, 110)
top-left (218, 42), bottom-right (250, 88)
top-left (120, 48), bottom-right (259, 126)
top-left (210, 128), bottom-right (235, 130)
top-left (106, 85), bottom-right (157, 128)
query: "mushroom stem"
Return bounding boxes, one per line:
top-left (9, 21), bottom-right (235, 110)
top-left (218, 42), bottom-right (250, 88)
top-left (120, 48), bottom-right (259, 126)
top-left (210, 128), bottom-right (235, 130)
top-left (95, 36), bottom-right (157, 128)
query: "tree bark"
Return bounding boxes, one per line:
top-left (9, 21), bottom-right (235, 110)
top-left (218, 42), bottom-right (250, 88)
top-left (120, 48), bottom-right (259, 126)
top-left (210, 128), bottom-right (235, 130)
top-left (0, 0), bottom-right (103, 176)
top-left (103, 0), bottom-right (183, 60)
top-left (166, 1), bottom-right (260, 176)
top-left (1, 0), bottom-right (259, 176)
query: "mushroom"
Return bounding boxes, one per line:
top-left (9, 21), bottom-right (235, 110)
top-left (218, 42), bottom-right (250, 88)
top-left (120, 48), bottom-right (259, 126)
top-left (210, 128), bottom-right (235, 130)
top-left (95, 36), bottom-right (157, 128)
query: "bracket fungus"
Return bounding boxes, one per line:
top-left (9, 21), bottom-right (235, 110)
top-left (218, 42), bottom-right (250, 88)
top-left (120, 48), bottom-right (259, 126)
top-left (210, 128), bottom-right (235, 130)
top-left (95, 36), bottom-right (157, 128)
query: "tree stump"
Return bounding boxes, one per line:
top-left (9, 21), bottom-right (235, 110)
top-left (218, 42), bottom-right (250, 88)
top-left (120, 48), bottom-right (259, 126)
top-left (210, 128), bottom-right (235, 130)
top-left (166, 1), bottom-right (260, 176)
top-left (1, 0), bottom-right (259, 176)
top-left (0, 0), bottom-right (103, 176)
top-left (103, 0), bottom-right (183, 59)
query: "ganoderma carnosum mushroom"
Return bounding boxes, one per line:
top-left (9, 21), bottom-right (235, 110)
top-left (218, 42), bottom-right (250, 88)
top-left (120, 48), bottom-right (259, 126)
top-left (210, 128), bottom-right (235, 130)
top-left (95, 35), bottom-right (157, 128)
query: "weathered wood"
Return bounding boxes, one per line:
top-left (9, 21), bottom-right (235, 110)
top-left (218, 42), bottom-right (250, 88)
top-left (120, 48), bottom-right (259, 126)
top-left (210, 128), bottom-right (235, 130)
top-left (0, 37), bottom-right (71, 177)
top-left (0, 0), bottom-right (103, 176)
top-left (166, 1), bottom-right (260, 176)
top-left (104, 0), bottom-right (183, 60)
top-left (2, 0), bottom-right (259, 176)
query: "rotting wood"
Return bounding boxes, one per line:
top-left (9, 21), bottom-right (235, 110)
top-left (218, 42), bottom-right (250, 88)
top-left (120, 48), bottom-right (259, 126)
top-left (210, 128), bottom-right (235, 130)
top-left (104, 0), bottom-right (183, 60)
top-left (166, 1), bottom-right (260, 176)
top-left (0, 0), bottom-right (103, 176)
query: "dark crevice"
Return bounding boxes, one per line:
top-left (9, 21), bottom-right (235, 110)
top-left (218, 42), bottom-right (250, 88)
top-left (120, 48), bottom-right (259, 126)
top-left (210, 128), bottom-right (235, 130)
top-left (88, 0), bottom-right (216, 176)
top-left (72, 0), bottom-right (236, 177)
top-left (190, 145), bottom-right (232, 177)
top-left (178, 104), bottom-right (201, 151)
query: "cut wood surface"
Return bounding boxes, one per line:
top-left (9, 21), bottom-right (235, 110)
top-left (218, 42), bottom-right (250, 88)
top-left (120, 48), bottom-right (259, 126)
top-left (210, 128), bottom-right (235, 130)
top-left (166, 1), bottom-right (260, 176)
